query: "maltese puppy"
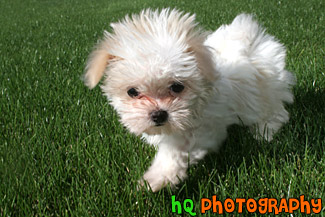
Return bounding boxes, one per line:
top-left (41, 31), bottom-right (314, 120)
top-left (84, 8), bottom-right (294, 192)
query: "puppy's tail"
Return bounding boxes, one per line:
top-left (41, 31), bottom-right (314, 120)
top-left (206, 14), bottom-right (295, 140)
top-left (84, 35), bottom-right (111, 89)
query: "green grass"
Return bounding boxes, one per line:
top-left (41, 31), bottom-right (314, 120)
top-left (0, 0), bottom-right (324, 216)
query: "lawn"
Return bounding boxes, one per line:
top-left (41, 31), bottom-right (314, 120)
top-left (0, 0), bottom-right (324, 216)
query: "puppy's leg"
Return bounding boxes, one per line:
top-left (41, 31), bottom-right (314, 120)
top-left (140, 140), bottom-right (207, 192)
top-left (141, 145), bottom-right (188, 192)
top-left (251, 104), bottom-right (291, 141)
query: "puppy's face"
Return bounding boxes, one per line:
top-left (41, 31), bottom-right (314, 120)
top-left (103, 53), bottom-right (206, 135)
top-left (84, 9), bottom-right (218, 135)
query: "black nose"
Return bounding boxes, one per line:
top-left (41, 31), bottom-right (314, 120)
top-left (150, 110), bottom-right (168, 125)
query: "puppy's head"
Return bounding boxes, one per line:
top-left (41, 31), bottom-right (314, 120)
top-left (84, 8), bottom-right (218, 135)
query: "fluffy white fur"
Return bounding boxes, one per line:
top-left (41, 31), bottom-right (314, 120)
top-left (84, 9), bottom-right (295, 192)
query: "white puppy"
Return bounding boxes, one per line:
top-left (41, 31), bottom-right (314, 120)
top-left (84, 8), bottom-right (295, 192)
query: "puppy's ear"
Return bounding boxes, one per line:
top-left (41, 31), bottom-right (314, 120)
top-left (186, 46), bottom-right (219, 82)
top-left (84, 39), bottom-right (118, 89)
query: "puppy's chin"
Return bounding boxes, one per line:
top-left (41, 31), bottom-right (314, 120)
top-left (125, 121), bottom-right (174, 136)
top-left (142, 124), bottom-right (174, 135)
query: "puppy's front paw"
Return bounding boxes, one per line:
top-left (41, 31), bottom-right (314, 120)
top-left (138, 166), bottom-right (187, 192)
top-left (137, 170), bottom-right (171, 192)
top-left (142, 171), bottom-right (170, 192)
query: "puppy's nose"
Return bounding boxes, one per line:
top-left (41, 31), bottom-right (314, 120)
top-left (150, 110), bottom-right (168, 125)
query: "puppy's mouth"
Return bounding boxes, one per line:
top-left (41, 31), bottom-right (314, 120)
top-left (154, 123), bottom-right (164, 127)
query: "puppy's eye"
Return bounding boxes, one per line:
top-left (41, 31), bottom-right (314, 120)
top-left (127, 88), bottom-right (139, 98)
top-left (170, 82), bottom-right (184, 93)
